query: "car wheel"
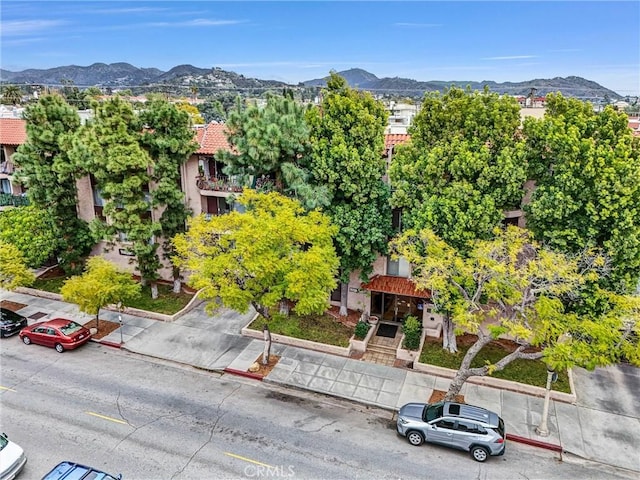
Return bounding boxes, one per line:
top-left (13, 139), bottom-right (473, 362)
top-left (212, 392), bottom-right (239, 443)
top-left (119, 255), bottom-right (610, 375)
top-left (55, 343), bottom-right (64, 353)
top-left (407, 431), bottom-right (424, 446)
top-left (22, 336), bottom-right (31, 345)
top-left (471, 446), bottom-right (489, 462)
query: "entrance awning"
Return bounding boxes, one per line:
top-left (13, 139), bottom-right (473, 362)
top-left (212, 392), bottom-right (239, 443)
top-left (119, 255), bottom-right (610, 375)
top-left (361, 275), bottom-right (430, 299)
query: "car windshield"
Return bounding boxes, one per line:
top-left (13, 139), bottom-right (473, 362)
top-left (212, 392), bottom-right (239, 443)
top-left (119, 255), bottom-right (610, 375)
top-left (0, 435), bottom-right (7, 450)
top-left (59, 321), bottom-right (83, 335)
top-left (424, 402), bottom-right (444, 422)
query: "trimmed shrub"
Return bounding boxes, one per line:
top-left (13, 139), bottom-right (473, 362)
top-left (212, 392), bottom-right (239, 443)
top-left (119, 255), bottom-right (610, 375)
top-left (402, 315), bottom-right (422, 350)
top-left (354, 320), bottom-right (371, 340)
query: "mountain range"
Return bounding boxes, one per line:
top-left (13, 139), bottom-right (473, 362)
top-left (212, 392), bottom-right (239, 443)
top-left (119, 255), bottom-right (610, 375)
top-left (0, 63), bottom-right (623, 101)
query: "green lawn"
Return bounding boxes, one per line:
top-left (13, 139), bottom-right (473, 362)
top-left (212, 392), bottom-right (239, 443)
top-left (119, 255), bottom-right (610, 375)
top-left (419, 337), bottom-right (571, 393)
top-left (127, 284), bottom-right (193, 315)
top-left (32, 276), bottom-right (66, 293)
top-left (247, 313), bottom-right (353, 348)
top-left (31, 276), bottom-right (193, 315)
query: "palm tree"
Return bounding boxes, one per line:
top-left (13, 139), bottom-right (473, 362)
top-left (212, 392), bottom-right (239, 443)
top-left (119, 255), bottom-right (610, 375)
top-left (1, 86), bottom-right (23, 105)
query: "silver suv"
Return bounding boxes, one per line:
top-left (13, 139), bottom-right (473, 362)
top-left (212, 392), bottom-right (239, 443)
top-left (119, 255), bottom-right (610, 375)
top-left (396, 401), bottom-right (506, 462)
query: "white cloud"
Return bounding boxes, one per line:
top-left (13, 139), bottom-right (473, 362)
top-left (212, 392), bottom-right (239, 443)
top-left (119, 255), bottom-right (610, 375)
top-left (483, 55), bottom-right (538, 61)
top-left (1, 19), bottom-right (67, 36)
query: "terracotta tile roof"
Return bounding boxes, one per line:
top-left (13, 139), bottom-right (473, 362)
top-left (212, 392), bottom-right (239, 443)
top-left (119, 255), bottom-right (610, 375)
top-left (629, 117), bottom-right (640, 136)
top-left (385, 133), bottom-right (410, 150)
top-left (0, 118), bottom-right (27, 145)
top-left (194, 122), bottom-right (231, 155)
top-left (361, 274), bottom-right (430, 298)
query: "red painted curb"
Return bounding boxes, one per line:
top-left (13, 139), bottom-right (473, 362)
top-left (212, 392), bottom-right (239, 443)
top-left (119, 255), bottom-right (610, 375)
top-left (94, 339), bottom-right (122, 349)
top-left (223, 368), bottom-right (264, 381)
top-left (507, 433), bottom-right (563, 452)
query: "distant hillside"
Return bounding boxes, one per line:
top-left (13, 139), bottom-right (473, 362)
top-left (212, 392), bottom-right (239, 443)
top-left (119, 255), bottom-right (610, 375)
top-left (0, 63), bottom-right (623, 101)
top-left (304, 69), bottom-right (622, 101)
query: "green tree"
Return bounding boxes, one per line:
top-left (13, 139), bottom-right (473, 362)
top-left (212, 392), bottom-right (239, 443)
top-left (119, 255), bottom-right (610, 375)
top-left (523, 94), bottom-right (640, 293)
top-left (71, 97), bottom-right (162, 298)
top-left (307, 72), bottom-right (393, 315)
top-left (60, 256), bottom-right (141, 330)
top-left (139, 98), bottom-right (199, 293)
top-left (219, 93), bottom-right (329, 209)
top-left (0, 206), bottom-right (58, 267)
top-left (1, 85), bottom-right (23, 105)
top-left (389, 86), bottom-right (527, 251)
top-left (60, 79), bottom-right (91, 110)
top-left (392, 226), bottom-right (639, 400)
top-left (13, 94), bottom-right (93, 273)
top-left (172, 190), bottom-right (339, 319)
top-left (0, 241), bottom-right (35, 290)
top-left (199, 99), bottom-right (227, 123)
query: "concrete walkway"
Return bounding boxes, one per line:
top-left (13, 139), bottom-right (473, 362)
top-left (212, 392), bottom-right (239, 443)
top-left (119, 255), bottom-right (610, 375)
top-left (2, 289), bottom-right (639, 473)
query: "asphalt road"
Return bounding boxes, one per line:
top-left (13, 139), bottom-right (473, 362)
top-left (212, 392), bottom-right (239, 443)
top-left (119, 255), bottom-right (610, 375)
top-left (0, 337), bottom-right (633, 480)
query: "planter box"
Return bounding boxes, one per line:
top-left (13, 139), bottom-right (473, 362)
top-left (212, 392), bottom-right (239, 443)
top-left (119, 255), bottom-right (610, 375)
top-left (396, 329), bottom-right (428, 363)
top-left (241, 325), bottom-right (352, 357)
top-left (412, 360), bottom-right (577, 404)
top-left (349, 322), bottom-right (377, 353)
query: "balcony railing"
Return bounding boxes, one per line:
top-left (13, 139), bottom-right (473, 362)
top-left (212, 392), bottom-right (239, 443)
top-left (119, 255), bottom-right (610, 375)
top-left (0, 193), bottom-right (29, 207)
top-left (196, 175), bottom-right (243, 193)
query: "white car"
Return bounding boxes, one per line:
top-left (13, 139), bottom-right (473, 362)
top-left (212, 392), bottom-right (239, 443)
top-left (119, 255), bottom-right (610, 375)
top-left (0, 433), bottom-right (26, 480)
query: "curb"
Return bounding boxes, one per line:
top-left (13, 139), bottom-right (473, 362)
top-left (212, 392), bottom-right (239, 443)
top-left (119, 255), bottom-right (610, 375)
top-left (223, 367), bottom-right (264, 381)
top-left (94, 339), bottom-right (122, 349)
top-left (506, 433), bottom-right (563, 452)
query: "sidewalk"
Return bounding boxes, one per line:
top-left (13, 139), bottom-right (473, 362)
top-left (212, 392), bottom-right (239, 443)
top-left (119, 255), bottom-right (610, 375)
top-left (2, 289), bottom-right (639, 473)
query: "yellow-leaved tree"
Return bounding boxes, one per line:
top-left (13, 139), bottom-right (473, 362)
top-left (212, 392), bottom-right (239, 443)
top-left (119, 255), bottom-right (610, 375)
top-left (172, 190), bottom-right (339, 319)
top-left (392, 226), bottom-right (640, 400)
top-left (60, 256), bottom-right (141, 330)
top-left (0, 241), bottom-right (35, 290)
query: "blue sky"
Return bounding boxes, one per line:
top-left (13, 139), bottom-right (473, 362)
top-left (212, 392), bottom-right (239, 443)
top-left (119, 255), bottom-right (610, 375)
top-left (2, 1), bottom-right (639, 95)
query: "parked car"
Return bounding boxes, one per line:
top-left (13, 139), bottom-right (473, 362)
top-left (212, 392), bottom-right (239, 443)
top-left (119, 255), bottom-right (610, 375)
top-left (0, 308), bottom-right (28, 338)
top-left (396, 401), bottom-right (506, 462)
top-left (0, 432), bottom-right (27, 480)
top-left (41, 461), bottom-right (121, 480)
top-left (19, 319), bottom-right (91, 353)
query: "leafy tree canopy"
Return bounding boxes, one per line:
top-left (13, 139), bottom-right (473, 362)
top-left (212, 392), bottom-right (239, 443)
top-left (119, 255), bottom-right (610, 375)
top-left (523, 93), bottom-right (640, 292)
top-left (219, 93), bottom-right (329, 210)
top-left (60, 256), bottom-right (141, 325)
top-left (307, 72), bottom-right (393, 283)
top-left (0, 206), bottom-right (59, 267)
top-left (0, 241), bottom-right (35, 290)
top-left (13, 93), bottom-right (92, 273)
top-left (172, 190), bottom-right (339, 318)
top-left (392, 226), bottom-right (638, 399)
top-left (389, 86), bottom-right (527, 252)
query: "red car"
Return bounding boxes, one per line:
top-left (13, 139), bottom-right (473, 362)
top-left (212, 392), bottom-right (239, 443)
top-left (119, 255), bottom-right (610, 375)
top-left (19, 318), bottom-right (92, 353)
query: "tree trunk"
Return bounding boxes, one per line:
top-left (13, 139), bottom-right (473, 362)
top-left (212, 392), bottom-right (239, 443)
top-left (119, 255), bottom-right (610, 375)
top-left (444, 333), bottom-right (544, 401)
top-left (442, 316), bottom-right (458, 353)
top-left (251, 301), bottom-right (270, 320)
top-left (279, 299), bottom-right (290, 316)
top-left (95, 309), bottom-right (100, 331)
top-left (339, 282), bottom-right (349, 316)
top-left (172, 266), bottom-right (181, 294)
top-left (150, 281), bottom-right (158, 300)
top-left (262, 324), bottom-right (272, 365)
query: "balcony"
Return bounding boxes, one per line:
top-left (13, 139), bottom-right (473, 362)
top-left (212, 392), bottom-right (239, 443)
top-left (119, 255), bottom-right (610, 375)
top-left (196, 175), bottom-right (243, 194)
top-left (0, 193), bottom-right (29, 207)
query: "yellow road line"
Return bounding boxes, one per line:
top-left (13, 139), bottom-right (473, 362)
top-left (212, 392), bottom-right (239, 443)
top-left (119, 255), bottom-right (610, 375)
top-left (0, 386), bottom-right (16, 392)
top-left (224, 452), bottom-right (273, 468)
top-left (85, 411), bottom-right (127, 425)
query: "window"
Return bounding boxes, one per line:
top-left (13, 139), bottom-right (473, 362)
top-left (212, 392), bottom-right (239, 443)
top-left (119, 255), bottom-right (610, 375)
top-left (448, 404), bottom-right (461, 415)
top-left (435, 419), bottom-right (456, 430)
top-left (456, 421), bottom-right (486, 434)
top-left (0, 178), bottom-right (11, 194)
top-left (386, 257), bottom-right (399, 276)
top-left (330, 287), bottom-right (341, 302)
top-left (391, 208), bottom-right (403, 233)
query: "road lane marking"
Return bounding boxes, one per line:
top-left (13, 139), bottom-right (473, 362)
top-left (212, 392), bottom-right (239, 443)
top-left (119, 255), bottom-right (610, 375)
top-left (85, 411), bottom-right (127, 425)
top-left (0, 386), bottom-right (16, 392)
top-left (224, 452), bottom-right (273, 468)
